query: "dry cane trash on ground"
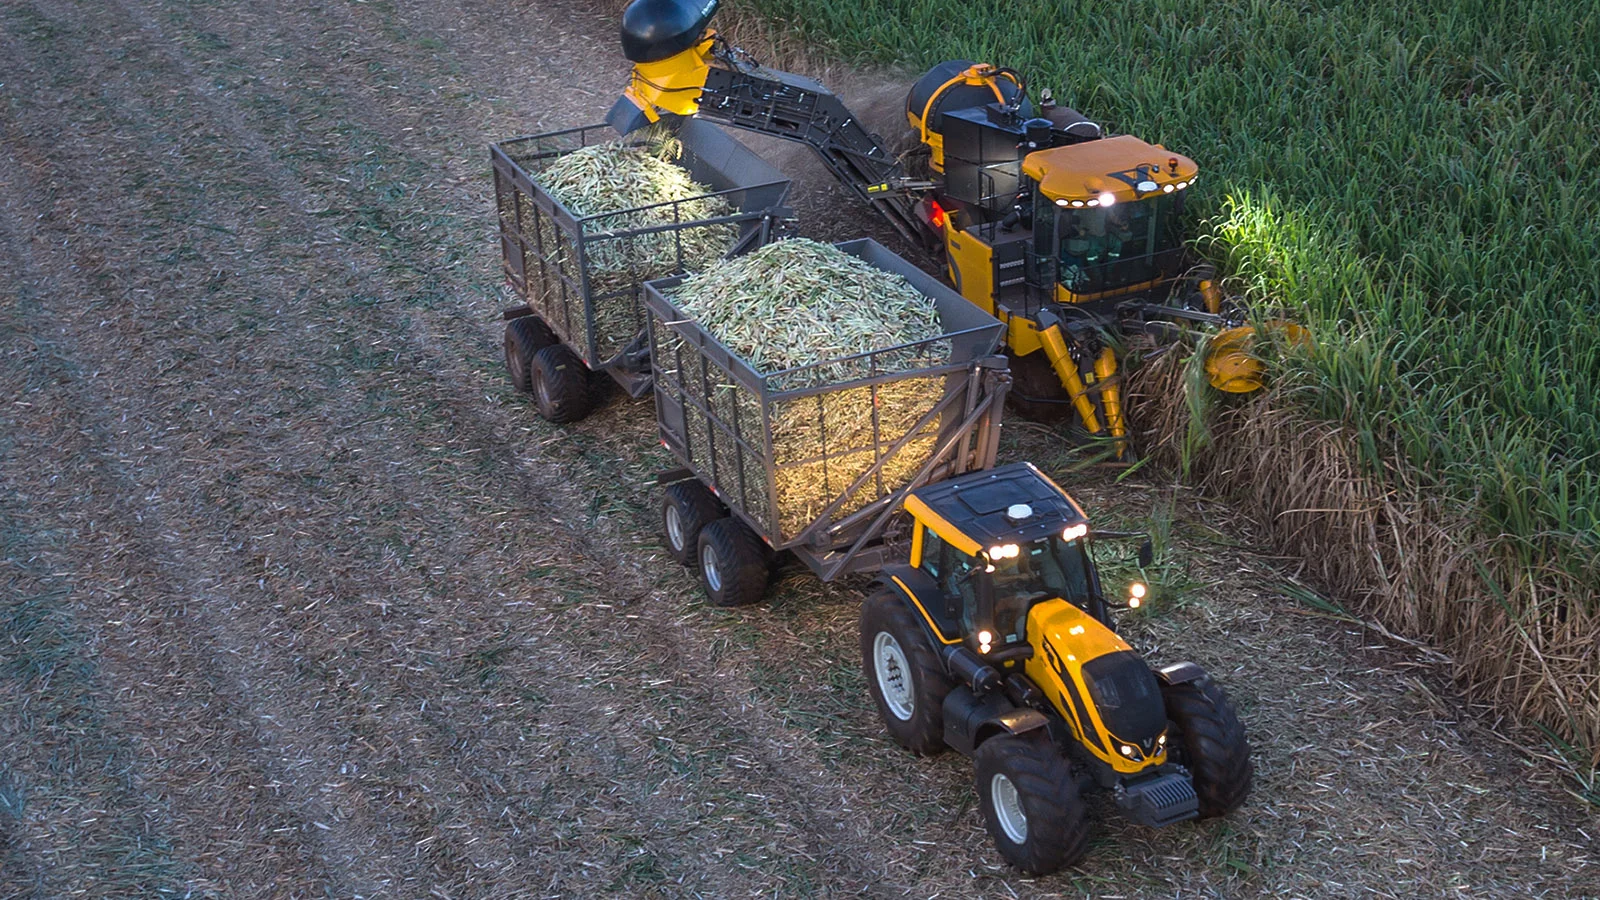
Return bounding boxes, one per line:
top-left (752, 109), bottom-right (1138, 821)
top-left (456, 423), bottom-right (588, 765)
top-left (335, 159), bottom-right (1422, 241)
top-left (668, 239), bottom-right (952, 537)
top-left (535, 129), bottom-right (736, 359)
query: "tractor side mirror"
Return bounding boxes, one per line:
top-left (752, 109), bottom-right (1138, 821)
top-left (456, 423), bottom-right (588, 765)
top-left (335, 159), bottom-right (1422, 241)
top-left (1137, 539), bottom-right (1154, 569)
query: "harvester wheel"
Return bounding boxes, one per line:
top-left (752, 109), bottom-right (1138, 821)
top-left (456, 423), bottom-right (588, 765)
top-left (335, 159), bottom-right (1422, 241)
top-left (1004, 351), bottom-right (1075, 423)
top-left (1161, 676), bottom-right (1253, 817)
top-left (695, 517), bottom-right (769, 607)
top-left (504, 316), bottom-right (556, 394)
top-left (662, 480), bottom-right (723, 567)
top-left (859, 589), bottom-right (951, 756)
top-left (529, 344), bottom-right (595, 424)
top-left (973, 732), bottom-right (1090, 875)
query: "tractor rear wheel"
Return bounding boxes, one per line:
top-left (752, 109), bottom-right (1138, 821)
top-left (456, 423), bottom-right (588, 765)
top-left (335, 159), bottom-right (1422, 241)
top-left (860, 589), bottom-right (951, 756)
top-left (1161, 676), bottom-right (1253, 817)
top-left (662, 480), bottom-right (723, 567)
top-left (529, 344), bottom-right (595, 424)
top-left (504, 316), bottom-right (556, 394)
top-left (695, 517), bottom-right (769, 607)
top-left (973, 732), bottom-right (1090, 875)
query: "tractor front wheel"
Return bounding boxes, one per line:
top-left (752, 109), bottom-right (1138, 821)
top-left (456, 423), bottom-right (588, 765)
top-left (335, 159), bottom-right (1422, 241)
top-left (504, 315), bottom-right (556, 394)
top-left (1161, 676), bottom-right (1253, 817)
top-left (662, 481), bottom-right (723, 567)
top-left (529, 344), bottom-right (595, 424)
top-left (973, 732), bottom-right (1090, 875)
top-left (695, 517), bottom-right (769, 607)
top-left (859, 589), bottom-right (951, 756)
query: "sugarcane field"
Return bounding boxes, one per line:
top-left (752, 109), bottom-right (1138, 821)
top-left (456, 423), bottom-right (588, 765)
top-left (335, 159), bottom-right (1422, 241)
top-left (2, 0), bottom-right (1597, 896)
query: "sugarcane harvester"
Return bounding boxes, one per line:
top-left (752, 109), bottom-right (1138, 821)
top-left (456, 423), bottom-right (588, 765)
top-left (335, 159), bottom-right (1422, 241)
top-left (608, 0), bottom-right (1281, 454)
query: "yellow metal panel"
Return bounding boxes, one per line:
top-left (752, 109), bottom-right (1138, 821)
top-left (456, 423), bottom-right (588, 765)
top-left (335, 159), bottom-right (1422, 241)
top-left (903, 495), bottom-right (982, 557)
top-left (621, 36), bottom-right (715, 119)
top-left (910, 522), bottom-right (925, 568)
top-left (944, 229), bottom-right (994, 315)
top-left (1054, 276), bottom-right (1163, 305)
top-left (1023, 135), bottom-right (1198, 205)
top-left (1037, 323), bottom-right (1102, 434)
top-left (1023, 600), bottom-right (1165, 773)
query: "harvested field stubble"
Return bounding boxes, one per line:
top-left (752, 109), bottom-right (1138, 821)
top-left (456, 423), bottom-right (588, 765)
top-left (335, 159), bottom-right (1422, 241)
top-left (1, 0), bottom-right (1596, 895)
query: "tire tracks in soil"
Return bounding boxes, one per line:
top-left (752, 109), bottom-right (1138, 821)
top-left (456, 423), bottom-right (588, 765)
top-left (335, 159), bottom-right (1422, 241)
top-left (0, 0), bottom-right (947, 895)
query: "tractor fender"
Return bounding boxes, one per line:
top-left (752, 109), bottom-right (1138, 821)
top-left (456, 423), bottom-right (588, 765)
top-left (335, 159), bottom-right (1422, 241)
top-left (872, 565), bottom-right (948, 650)
top-left (1155, 661), bottom-right (1209, 686)
top-left (942, 686), bottom-right (1049, 757)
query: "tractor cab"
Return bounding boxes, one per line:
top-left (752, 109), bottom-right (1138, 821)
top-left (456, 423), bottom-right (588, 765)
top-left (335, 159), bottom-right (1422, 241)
top-left (903, 461), bottom-right (1110, 652)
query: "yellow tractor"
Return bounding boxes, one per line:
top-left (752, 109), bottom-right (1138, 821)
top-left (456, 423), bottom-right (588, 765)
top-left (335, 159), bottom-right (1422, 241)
top-left (608, 0), bottom-right (1297, 453)
top-left (866, 461), bottom-right (1252, 873)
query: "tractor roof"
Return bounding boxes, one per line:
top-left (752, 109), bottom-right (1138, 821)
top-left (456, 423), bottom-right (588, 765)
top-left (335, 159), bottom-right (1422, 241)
top-left (1023, 134), bottom-right (1199, 205)
top-left (905, 462), bottom-right (1089, 552)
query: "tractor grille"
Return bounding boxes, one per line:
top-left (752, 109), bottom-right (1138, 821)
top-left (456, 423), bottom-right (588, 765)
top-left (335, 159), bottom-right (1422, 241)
top-left (1116, 771), bottom-right (1199, 828)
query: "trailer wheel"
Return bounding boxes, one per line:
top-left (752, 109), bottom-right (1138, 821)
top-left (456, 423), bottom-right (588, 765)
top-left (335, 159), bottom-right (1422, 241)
top-left (529, 344), bottom-right (595, 424)
top-left (1161, 676), bottom-right (1253, 817)
top-left (504, 316), bottom-right (556, 394)
top-left (662, 480), bottom-right (723, 567)
top-left (695, 517), bottom-right (769, 607)
top-left (974, 732), bottom-right (1091, 875)
top-left (859, 589), bottom-right (951, 756)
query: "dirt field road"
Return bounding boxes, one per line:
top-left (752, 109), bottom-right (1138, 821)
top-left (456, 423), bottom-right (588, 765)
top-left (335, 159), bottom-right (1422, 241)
top-left (0, 1), bottom-right (1594, 897)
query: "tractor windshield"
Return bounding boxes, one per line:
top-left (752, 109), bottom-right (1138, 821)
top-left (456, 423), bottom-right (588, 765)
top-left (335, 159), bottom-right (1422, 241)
top-left (1036, 193), bottom-right (1184, 295)
top-left (971, 536), bottom-right (1100, 643)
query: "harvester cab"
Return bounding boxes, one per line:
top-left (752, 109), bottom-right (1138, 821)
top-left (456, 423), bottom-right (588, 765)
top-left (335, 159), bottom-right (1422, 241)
top-left (864, 462), bottom-right (1252, 873)
top-left (606, 0), bottom-right (1299, 456)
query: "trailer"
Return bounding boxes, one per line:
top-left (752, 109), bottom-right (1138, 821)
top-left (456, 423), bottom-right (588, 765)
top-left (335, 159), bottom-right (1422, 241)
top-left (492, 117), bottom-right (791, 422)
top-left (643, 238), bottom-right (1010, 605)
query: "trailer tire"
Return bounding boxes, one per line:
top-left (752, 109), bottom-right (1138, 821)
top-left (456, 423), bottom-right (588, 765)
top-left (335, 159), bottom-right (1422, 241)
top-left (662, 481), bottom-right (723, 567)
top-left (974, 731), bottom-right (1090, 875)
top-left (529, 344), bottom-right (595, 424)
top-left (696, 517), bottom-right (768, 607)
top-left (504, 316), bottom-right (556, 394)
top-left (860, 589), bottom-right (951, 756)
top-left (1161, 676), bottom-right (1253, 818)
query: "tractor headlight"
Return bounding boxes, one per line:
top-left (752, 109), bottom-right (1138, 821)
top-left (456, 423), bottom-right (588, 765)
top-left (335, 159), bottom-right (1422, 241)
top-left (1098, 192), bottom-right (1116, 207)
top-left (1128, 582), bottom-right (1147, 608)
top-left (987, 543), bottom-right (1019, 560)
top-left (1061, 523), bottom-right (1087, 541)
top-left (1119, 744), bottom-right (1136, 757)
top-left (1158, 733), bottom-right (1168, 747)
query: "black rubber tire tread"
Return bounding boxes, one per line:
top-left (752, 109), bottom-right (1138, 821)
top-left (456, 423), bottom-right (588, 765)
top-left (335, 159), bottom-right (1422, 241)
top-left (1161, 676), bottom-right (1253, 818)
top-left (504, 316), bottom-right (554, 394)
top-left (858, 589), bottom-right (952, 756)
top-left (661, 481), bottom-right (723, 567)
top-left (695, 517), bottom-right (769, 607)
top-left (502, 315), bottom-right (547, 392)
top-left (529, 343), bottom-right (595, 424)
top-left (1004, 350), bottom-right (1075, 423)
top-left (973, 732), bottom-right (1090, 875)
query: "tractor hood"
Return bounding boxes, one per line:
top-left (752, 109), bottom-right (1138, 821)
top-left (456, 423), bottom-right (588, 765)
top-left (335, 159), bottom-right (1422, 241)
top-left (1023, 599), bottom-right (1169, 772)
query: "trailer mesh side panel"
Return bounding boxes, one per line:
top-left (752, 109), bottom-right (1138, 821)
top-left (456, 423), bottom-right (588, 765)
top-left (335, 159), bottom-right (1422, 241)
top-left (491, 122), bottom-right (789, 375)
top-left (647, 239), bottom-right (1006, 550)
